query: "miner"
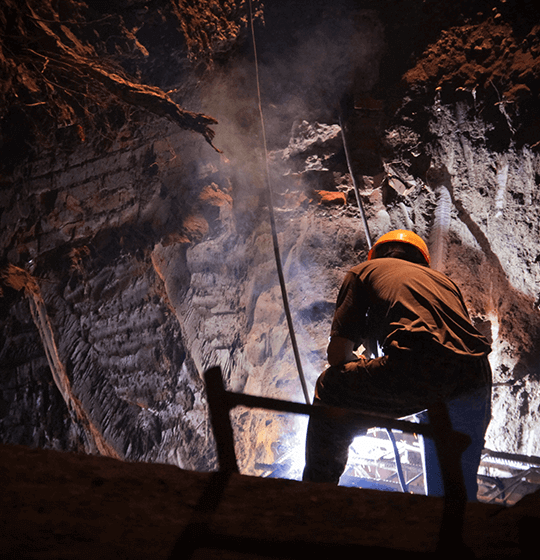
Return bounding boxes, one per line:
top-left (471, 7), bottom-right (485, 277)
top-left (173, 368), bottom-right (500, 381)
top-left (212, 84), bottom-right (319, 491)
top-left (302, 229), bottom-right (492, 500)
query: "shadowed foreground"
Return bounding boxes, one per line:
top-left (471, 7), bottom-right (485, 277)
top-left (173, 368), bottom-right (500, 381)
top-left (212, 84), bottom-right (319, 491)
top-left (1, 443), bottom-right (538, 559)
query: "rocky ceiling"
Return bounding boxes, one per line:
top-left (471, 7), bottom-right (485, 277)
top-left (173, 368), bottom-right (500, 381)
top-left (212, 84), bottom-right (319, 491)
top-left (2, 0), bottom-right (540, 499)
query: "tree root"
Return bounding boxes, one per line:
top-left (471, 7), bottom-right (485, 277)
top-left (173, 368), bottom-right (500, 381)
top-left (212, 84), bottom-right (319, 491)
top-left (24, 3), bottom-right (222, 152)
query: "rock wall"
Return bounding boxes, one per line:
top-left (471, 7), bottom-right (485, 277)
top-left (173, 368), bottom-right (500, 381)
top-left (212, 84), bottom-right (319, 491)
top-left (1, 121), bottom-right (222, 469)
top-left (425, 102), bottom-right (540, 459)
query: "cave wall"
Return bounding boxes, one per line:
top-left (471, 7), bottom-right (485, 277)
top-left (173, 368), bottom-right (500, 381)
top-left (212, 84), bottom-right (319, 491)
top-left (2, 1), bottom-right (540, 480)
top-left (0, 120), bottom-right (221, 469)
top-left (425, 102), bottom-right (540, 458)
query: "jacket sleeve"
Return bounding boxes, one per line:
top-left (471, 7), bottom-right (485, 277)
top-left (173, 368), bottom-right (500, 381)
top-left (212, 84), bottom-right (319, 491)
top-left (329, 271), bottom-right (370, 345)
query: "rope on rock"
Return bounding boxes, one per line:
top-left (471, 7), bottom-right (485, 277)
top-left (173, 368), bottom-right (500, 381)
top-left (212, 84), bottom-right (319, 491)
top-left (248, 1), bottom-right (310, 404)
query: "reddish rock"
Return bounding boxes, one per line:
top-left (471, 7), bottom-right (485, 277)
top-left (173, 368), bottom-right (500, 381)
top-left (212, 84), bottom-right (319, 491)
top-left (315, 190), bottom-right (347, 206)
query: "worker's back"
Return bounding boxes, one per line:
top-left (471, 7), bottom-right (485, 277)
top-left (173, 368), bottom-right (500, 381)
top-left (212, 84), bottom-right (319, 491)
top-left (334, 257), bottom-right (491, 358)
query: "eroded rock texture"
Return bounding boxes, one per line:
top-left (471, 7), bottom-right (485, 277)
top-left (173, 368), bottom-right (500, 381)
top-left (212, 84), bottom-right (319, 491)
top-left (2, 1), bottom-right (540, 486)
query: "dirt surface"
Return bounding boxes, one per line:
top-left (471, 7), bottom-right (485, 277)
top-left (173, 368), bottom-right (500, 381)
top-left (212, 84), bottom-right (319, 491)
top-left (2, 443), bottom-right (539, 559)
top-left (397, 10), bottom-right (540, 149)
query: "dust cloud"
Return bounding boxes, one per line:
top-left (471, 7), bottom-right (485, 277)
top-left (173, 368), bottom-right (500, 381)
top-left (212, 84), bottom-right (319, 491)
top-left (199, 8), bottom-right (385, 192)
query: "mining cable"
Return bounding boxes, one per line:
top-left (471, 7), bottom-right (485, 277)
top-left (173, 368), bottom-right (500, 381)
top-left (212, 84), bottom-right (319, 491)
top-left (249, 0), bottom-right (310, 405)
top-left (340, 110), bottom-right (408, 493)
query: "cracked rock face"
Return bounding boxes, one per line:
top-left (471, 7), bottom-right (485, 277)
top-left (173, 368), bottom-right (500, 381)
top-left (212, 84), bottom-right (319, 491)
top-left (2, 1), bottom-right (540, 484)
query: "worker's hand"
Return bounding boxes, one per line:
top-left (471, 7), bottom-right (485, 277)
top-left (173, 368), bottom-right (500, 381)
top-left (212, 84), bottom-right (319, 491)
top-left (341, 356), bottom-right (367, 373)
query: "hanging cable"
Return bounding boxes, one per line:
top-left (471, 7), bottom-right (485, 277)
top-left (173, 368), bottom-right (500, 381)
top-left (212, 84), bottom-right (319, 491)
top-left (340, 109), bottom-right (410, 492)
top-left (339, 115), bottom-right (372, 250)
top-left (248, 1), bottom-right (310, 405)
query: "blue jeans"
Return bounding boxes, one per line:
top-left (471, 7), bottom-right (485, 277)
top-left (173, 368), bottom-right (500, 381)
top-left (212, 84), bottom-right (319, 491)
top-left (417, 386), bottom-right (491, 501)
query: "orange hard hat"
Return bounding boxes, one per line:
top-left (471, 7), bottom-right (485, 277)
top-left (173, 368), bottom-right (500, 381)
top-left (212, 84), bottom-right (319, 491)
top-left (368, 229), bottom-right (431, 266)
